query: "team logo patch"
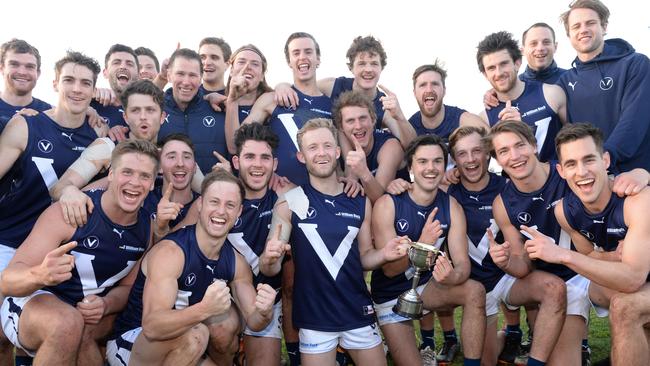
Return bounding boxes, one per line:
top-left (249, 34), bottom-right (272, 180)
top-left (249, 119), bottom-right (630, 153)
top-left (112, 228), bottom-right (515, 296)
top-left (580, 230), bottom-right (595, 241)
top-left (185, 273), bottom-right (197, 287)
top-left (306, 207), bottom-right (317, 219)
top-left (203, 115), bottom-right (216, 127)
top-left (517, 211), bottom-right (532, 224)
top-left (396, 219), bottom-right (409, 232)
top-left (37, 139), bottom-right (53, 153)
top-left (233, 217), bottom-right (242, 229)
top-left (599, 77), bottom-right (613, 91)
top-left (81, 236), bottom-right (99, 249)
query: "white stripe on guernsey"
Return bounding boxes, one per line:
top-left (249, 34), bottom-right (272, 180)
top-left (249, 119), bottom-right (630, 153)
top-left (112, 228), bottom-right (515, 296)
top-left (32, 157), bottom-right (58, 189)
top-left (468, 219), bottom-right (499, 265)
top-left (533, 117), bottom-right (552, 154)
top-left (73, 251), bottom-right (135, 297)
top-left (298, 224), bottom-right (358, 280)
top-left (228, 232), bottom-right (260, 275)
top-left (277, 113), bottom-right (300, 151)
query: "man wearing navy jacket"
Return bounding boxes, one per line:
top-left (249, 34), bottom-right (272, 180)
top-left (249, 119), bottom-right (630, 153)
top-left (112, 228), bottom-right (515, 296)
top-left (558, 0), bottom-right (650, 173)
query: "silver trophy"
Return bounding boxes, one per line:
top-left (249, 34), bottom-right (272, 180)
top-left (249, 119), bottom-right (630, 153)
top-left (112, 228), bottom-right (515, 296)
top-left (392, 242), bottom-right (443, 319)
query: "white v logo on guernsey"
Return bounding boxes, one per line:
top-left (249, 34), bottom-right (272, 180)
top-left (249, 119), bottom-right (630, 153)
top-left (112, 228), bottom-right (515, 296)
top-left (73, 252), bottom-right (135, 297)
top-left (277, 113), bottom-right (300, 151)
top-left (31, 157), bottom-right (58, 189)
top-left (468, 219), bottom-right (499, 264)
top-left (298, 223), bottom-right (359, 280)
top-left (533, 117), bottom-right (552, 154)
top-left (228, 232), bottom-right (260, 275)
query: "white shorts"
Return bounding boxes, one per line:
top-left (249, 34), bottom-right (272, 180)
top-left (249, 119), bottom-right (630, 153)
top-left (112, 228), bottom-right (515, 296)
top-left (374, 283), bottom-right (429, 326)
top-left (486, 274), bottom-right (517, 316)
top-left (244, 301), bottom-right (283, 339)
top-left (299, 324), bottom-right (382, 354)
top-left (566, 274), bottom-right (593, 321)
top-left (583, 279), bottom-right (610, 318)
top-left (0, 290), bottom-right (52, 357)
top-left (0, 244), bottom-right (16, 273)
top-left (106, 327), bottom-right (142, 366)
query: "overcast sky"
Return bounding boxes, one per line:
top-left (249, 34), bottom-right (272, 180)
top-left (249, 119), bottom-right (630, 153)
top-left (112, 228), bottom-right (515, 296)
top-left (2, 0), bottom-right (648, 115)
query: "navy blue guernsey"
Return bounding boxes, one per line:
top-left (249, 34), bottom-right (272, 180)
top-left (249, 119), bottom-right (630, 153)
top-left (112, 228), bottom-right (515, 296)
top-left (268, 87), bottom-right (331, 186)
top-left (159, 88), bottom-right (228, 174)
top-left (563, 191), bottom-right (626, 253)
top-left (228, 190), bottom-right (282, 299)
top-left (485, 81), bottom-right (562, 162)
top-left (0, 97), bottom-right (50, 133)
top-left (365, 129), bottom-right (398, 176)
top-left (141, 181), bottom-right (199, 228)
top-left (519, 61), bottom-right (566, 84)
top-left (500, 164), bottom-right (576, 281)
top-left (90, 100), bottom-right (126, 128)
top-left (331, 77), bottom-right (385, 129)
top-left (0, 113), bottom-right (97, 248)
top-left (448, 173), bottom-right (507, 292)
top-left (47, 190), bottom-right (150, 306)
top-left (370, 190), bottom-right (451, 304)
top-left (408, 105), bottom-right (466, 141)
top-left (112, 225), bottom-right (236, 336)
top-left (290, 184), bottom-right (373, 331)
top-left (199, 85), bottom-right (225, 96)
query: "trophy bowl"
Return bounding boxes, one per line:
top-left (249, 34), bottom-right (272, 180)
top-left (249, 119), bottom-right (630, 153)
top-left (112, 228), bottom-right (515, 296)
top-left (392, 241), bottom-right (443, 319)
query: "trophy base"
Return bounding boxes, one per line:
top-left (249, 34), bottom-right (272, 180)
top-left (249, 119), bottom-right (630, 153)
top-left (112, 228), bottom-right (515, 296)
top-left (393, 291), bottom-right (423, 319)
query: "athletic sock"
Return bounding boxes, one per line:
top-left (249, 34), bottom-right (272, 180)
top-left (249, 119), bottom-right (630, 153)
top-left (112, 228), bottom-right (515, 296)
top-left (527, 357), bottom-right (546, 366)
top-left (463, 358), bottom-right (480, 366)
top-left (506, 324), bottom-right (522, 335)
top-left (420, 328), bottom-right (435, 348)
top-left (443, 329), bottom-right (458, 343)
top-left (15, 356), bottom-right (33, 366)
top-left (582, 338), bottom-right (590, 350)
top-left (286, 342), bottom-right (300, 366)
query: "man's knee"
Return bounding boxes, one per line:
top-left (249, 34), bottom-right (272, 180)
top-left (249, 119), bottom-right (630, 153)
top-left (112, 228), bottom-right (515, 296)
top-left (538, 275), bottom-right (567, 308)
top-left (207, 316), bottom-right (240, 354)
top-left (174, 324), bottom-right (210, 359)
top-left (610, 292), bottom-right (641, 328)
top-left (464, 280), bottom-right (487, 308)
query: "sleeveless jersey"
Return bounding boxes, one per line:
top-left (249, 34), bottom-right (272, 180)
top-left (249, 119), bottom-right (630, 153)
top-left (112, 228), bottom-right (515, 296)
top-left (159, 88), bottom-right (228, 174)
top-left (0, 97), bottom-right (50, 133)
top-left (0, 113), bottom-right (97, 248)
top-left (370, 190), bottom-right (451, 304)
top-left (90, 100), bottom-right (126, 128)
top-left (408, 105), bottom-right (466, 141)
top-left (485, 80), bottom-right (562, 162)
top-left (331, 76), bottom-right (385, 129)
top-left (112, 225), bottom-right (236, 336)
top-left (563, 191), bottom-right (626, 253)
top-left (499, 163), bottom-right (576, 281)
top-left (448, 173), bottom-right (507, 292)
top-left (47, 189), bottom-right (150, 305)
top-left (228, 190), bottom-right (282, 299)
top-left (290, 184), bottom-right (373, 331)
top-left (268, 87), bottom-right (331, 186)
top-left (365, 129), bottom-right (398, 176)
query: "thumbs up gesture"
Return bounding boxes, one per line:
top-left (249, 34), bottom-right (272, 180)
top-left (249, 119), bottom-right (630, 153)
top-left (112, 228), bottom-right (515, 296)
top-left (522, 225), bottom-right (566, 263)
top-left (345, 138), bottom-right (370, 180)
top-left (498, 100), bottom-right (521, 122)
top-left (487, 228), bottom-right (511, 269)
top-left (38, 241), bottom-right (77, 286)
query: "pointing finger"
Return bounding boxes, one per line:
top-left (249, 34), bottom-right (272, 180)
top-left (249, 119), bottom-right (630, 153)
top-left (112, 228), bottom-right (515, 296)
top-left (50, 241), bottom-right (78, 257)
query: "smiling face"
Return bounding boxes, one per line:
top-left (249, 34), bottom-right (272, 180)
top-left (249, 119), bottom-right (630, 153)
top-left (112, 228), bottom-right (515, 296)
top-left (104, 51), bottom-right (138, 95)
top-left (199, 43), bottom-right (228, 85)
top-left (339, 105), bottom-right (374, 150)
top-left (557, 136), bottom-right (610, 209)
top-left (287, 37), bottom-right (320, 82)
top-left (168, 57), bottom-right (201, 108)
top-left (230, 49), bottom-right (264, 91)
top-left (197, 180), bottom-right (242, 239)
top-left (410, 144), bottom-right (445, 193)
top-left (54, 62), bottom-right (96, 115)
top-left (567, 7), bottom-right (606, 61)
top-left (351, 51), bottom-right (382, 91)
top-left (297, 127), bottom-right (340, 179)
top-left (492, 131), bottom-right (538, 181)
top-left (414, 70), bottom-right (445, 118)
top-left (123, 93), bottom-right (163, 142)
top-left (107, 152), bottom-right (156, 213)
top-left (160, 139), bottom-right (196, 191)
top-left (1, 51), bottom-right (40, 97)
top-left (137, 54), bottom-right (158, 81)
top-left (523, 26), bottom-right (557, 71)
top-left (453, 131), bottom-right (489, 185)
top-left (233, 139), bottom-right (276, 194)
top-left (481, 49), bottom-right (520, 93)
